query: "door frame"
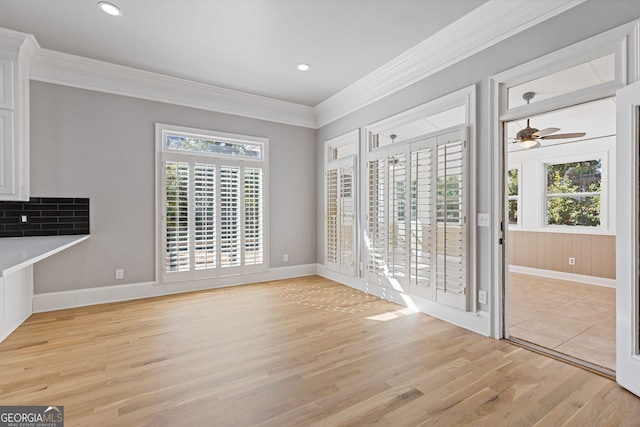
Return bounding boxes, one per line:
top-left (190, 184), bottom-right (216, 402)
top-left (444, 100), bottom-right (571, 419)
top-left (615, 80), bottom-right (640, 396)
top-left (490, 21), bottom-right (639, 340)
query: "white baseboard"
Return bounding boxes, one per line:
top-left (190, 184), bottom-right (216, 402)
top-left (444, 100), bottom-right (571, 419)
top-left (33, 264), bottom-right (317, 313)
top-left (33, 263), bottom-right (492, 338)
top-left (509, 265), bottom-right (616, 288)
top-left (316, 265), bottom-right (491, 337)
top-left (0, 312), bottom-right (30, 344)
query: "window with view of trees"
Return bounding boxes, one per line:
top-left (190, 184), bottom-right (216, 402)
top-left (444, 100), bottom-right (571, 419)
top-left (546, 160), bottom-right (601, 227)
top-left (158, 124), bottom-right (267, 282)
top-left (507, 169), bottom-right (519, 225)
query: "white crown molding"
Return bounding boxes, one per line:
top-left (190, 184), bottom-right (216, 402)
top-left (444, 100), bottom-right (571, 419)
top-left (0, 27), bottom-right (39, 55)
top-left (11, 0), bottom-right (587, 130)
top-left (29, 48), bottom-right (317, 129)
top-left (314, 0), bottom-right (588, 128)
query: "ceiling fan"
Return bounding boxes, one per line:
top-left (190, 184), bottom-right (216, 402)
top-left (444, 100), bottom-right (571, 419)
top-left (511, 92), bottom-right (586, 148)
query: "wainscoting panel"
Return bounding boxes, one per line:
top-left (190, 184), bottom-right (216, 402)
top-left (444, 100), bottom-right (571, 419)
top-left (508, 231), bottom-right (615, 279)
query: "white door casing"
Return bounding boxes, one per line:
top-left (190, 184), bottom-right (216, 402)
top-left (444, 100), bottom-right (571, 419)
top-left (616, 80), bottom-right (640, 397)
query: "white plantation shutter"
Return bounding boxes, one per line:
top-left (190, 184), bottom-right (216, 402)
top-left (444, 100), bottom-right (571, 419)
top-left (325, 157), bottom-right (356, 276)
top-left (367, 157), bottom-right (386, 283)
top-left (220, 166), bottom-right (241, 268)
top-left (435, 134), bottom-right (467, 309)
top-left (410, 147), bottom-right (432, 295)
top-left (194, 163), bottom-right (216, 271)
top-left (339, 162), bottom-right (355, 274)
top-left (244, 168), bottom-right (263, 266)
top-left (388, 153), bottom-right (407, 280)
top-left (326, 168), bottom-right (339, 267)
top-left (366, 127), bottom-right (468, 310)
top-left (162, 160), bottom-right (265, 281)
top-left (165, 161), bottom-right (190, 274)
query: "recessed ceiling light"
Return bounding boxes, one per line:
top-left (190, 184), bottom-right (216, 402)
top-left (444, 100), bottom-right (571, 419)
top-left (98, 1), bottom-right (122, 16)
top-left (297, 63), bottom-right (310, 72)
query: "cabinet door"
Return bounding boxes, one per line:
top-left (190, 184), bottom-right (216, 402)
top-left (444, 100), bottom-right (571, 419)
top-left (0, 110), bottom-right (16, 197)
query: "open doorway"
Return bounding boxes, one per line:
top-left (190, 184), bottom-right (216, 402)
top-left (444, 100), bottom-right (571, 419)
top-left (504, 97), bottom-right (616, 375)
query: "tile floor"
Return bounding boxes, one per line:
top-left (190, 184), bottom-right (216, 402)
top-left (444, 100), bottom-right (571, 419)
top-left (508, 272), bottom-right (615, 371)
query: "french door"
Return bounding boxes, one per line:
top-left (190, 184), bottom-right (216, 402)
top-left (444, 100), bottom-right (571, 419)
top-left (365, 127), bottom-right (469, 310)
top-left (616, 80), bottom-right (640, 397)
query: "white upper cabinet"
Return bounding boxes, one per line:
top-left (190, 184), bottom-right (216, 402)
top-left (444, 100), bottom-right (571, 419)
top-left (0, 28), bottom-right (37, 201)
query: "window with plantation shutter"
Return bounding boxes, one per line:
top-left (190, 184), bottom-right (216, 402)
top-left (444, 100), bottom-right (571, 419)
top-left (388, 153), bottom-right (407, 280)
top-left (194, 163), bottom-right (216, 271)
top-left (220, 166), bottom-right (241, 268)
top-left (326, 168), bottom-right (338, 265)
top-left (365, 127), bottom-right (468, 310)
top-left (325, 156), bottom-right (356, 276)
top-left (410, 147), bottom-right (432, 293)
top-left (367, 157), bottom-right (386, 280)
top-left (157, 124), bottom-right (267, 283)
top-left (339, 164), bottom-right (355, 271)
top-left (435, 137), bottom-right (467, 309)
top-left (244, 168), bottom-right (263, 266)
top-left (165, 161), bottom-right (190, 273)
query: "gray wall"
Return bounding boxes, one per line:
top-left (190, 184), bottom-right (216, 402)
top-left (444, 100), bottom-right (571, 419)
top-left (31, 82), bottom-right (317, 293)
top-left (315, 0), bottom-right (640, 309)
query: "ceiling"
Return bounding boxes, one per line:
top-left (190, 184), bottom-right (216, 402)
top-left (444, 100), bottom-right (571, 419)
top-left (0, 0), bottom-right (488, 106)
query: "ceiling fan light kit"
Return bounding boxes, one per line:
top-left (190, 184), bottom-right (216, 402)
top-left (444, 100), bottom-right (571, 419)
top-left (512, 92), bottom-right (586, 149)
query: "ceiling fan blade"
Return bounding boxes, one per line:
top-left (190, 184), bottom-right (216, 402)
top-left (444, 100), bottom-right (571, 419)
top-left (540, 132), bottom-right (586, 140)
top-left (532, 127), bottom-right (560, 137)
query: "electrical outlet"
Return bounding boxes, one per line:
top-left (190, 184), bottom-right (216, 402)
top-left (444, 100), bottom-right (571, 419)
top-left (478, 290), bottom-right (487, 305)
top-left (283, 254), bottom-right (288, 262)
top-left (20, 214), bottom-right (29, 223)
top-left (569, 257), bottom-right (575, 266)
top-left (115, 269), bottom-right (124, 280)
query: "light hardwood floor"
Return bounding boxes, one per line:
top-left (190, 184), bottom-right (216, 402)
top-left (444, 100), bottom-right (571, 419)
top-left (1, 276), bottom-right (638, 426)
top-left (508, 272), bottom-right (616, 371)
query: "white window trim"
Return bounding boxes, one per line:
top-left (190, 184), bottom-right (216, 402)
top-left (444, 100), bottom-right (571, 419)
top-left (366, 85), bottom-right (475, 152)
top-left (326, 129), bottom-right (359, 161)
top-left (496, 21), bottom-right (638, 124)
top-left (489, 20), bottom-right (640, 339)
top-left (324, 130), bottom-right (359, 277)
top-left (155, 123), bottom-right (269, 284)
top-left (365, 85), bottom-right (477, 311)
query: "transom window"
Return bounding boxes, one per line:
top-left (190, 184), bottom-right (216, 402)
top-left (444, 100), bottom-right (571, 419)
top-left (507, 53), bottom-right (616, 109)
top-left (157, 124), bottom-right (268, 283)
top-left (165, 132), bottom-right (263, 159)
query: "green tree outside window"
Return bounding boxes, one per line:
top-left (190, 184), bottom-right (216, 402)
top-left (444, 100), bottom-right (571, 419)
top-left (546, 160), bottom-right (601, 226)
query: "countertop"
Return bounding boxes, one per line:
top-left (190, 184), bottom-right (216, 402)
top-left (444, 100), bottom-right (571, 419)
top-left (0, 235), bottom-right (90, 277)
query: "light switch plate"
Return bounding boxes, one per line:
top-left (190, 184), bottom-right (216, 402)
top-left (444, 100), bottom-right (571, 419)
top-left (477, 213), bottom-right (489, 227)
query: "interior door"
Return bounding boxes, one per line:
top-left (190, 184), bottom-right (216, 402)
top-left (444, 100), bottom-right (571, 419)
top-left (616, 80), bottom-right (640, 397)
